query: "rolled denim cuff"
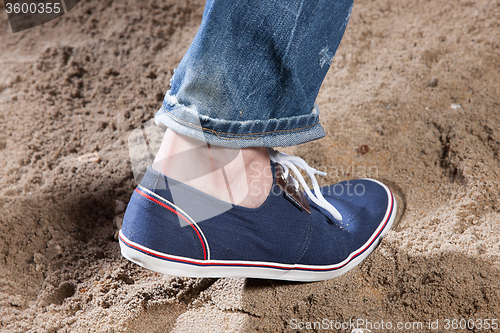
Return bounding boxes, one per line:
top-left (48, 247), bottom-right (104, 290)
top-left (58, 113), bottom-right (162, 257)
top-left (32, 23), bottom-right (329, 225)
top-left (155, 91), bottom-right (326, 148)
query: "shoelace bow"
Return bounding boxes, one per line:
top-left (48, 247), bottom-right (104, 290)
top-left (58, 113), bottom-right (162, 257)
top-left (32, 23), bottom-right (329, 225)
top-left (268, 148), bottom-right (343, 221)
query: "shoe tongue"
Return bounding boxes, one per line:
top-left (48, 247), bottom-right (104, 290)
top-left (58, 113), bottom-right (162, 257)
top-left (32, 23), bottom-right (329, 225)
top-left (275, 163), bottom-right (311, 214)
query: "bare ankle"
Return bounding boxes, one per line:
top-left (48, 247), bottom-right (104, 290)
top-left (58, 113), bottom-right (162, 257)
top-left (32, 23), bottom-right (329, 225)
top-left (152, 130), bottom-right (272, 208)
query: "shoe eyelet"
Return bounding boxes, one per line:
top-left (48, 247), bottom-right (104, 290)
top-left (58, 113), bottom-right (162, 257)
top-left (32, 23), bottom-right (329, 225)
top-left (281, 174), bottom-right (287, 183)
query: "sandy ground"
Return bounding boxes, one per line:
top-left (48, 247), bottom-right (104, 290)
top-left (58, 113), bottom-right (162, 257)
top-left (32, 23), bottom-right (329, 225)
top-left (0, 0), bottom-right (499, 332)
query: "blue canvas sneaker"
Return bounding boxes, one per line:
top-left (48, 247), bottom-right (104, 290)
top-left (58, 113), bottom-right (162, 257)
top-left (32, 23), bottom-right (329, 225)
top-left (119, 150), bottom-right (397, 282)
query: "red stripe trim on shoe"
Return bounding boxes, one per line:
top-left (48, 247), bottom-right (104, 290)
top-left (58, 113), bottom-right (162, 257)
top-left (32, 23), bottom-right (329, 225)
top-left (119, 190), bottom-right (394, 272)
top-left (134, 187), bottom-right (208, 260)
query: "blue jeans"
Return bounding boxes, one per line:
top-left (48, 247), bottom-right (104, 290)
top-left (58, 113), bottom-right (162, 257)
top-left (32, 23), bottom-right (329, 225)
top-left (155, 0), bottom-right (353, 148)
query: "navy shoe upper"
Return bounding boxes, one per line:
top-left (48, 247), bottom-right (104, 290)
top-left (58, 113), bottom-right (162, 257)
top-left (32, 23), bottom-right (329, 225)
top-left (121, 163), bottom-right (392, 267)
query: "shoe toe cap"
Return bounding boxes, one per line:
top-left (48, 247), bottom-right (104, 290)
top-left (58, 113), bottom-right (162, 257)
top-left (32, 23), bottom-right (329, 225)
top-left (310, 178), bottom-right (395, 253)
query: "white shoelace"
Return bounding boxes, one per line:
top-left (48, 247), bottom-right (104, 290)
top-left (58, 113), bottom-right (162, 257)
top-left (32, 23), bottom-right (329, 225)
top-left (268, 148), bottom-right (343, 221)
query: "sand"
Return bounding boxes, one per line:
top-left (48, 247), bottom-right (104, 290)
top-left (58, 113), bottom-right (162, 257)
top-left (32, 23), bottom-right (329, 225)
top-left (0, 0), bottom-right (499, 331)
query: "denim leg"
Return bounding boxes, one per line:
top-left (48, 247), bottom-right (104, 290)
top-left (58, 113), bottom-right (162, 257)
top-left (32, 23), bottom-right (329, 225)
top-left (155, 0), bottom-right (353, 148)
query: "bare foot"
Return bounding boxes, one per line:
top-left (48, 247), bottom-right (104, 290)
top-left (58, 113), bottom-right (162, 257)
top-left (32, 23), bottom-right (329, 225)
top-left (152, 129), bottom-right (273, 208)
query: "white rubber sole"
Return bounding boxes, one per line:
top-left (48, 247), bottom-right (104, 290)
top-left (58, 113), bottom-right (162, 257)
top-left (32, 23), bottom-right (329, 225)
top-left (119, 180), bottom-right (397, 282)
